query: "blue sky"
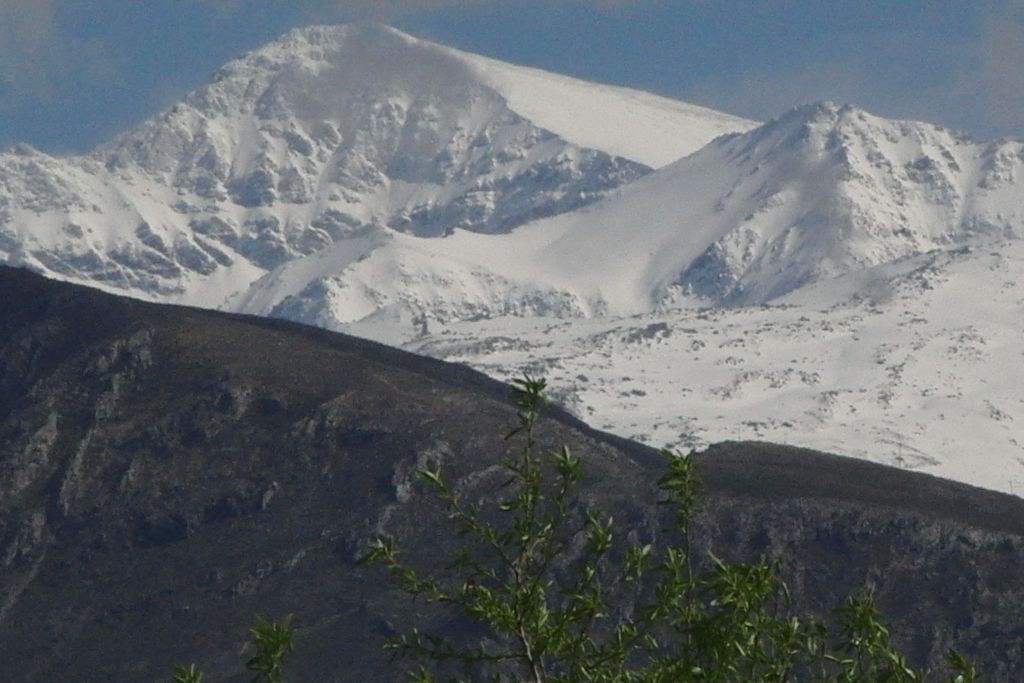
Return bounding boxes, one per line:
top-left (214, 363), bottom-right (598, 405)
top-left (1, 0), bottom-right (1022, 154)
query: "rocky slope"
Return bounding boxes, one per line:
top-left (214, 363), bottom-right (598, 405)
top-left (1, 267), bottom-right (1023, 681)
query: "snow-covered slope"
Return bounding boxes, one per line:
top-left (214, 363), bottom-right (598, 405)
top-left (0, 24), bottom-right (751, 306)
top-left (236, 102), bottom-right (1024, 336)
top-left (405, 240), bottom-right (1024, 495)
top-left (521, 102), bottom-right (1024, 308)
top-left (452, 46), bottom-right (753, 168)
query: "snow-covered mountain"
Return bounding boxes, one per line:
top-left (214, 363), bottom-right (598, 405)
top-left (3, 24), bottom-right (1024, 495)
top-left (0, 23), bottom-right (751, 306)
top-left (239, 101), bottom-right (1024, 339)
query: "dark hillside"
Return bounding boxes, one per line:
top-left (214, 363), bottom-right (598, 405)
top-left (0, 266), bottom-right (1021, 680)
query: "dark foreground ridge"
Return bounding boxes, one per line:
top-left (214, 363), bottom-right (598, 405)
top-left (1, 265), bottom-right (1022, 680)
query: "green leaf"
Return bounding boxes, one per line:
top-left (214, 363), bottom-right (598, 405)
top-left (170, 664), bottom-right (204, 683)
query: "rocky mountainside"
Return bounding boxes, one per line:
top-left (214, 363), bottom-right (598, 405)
top-left (2, 266), bottom-right (1023, 681)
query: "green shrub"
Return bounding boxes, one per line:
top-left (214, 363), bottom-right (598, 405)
top-left (172, 614), bottom-right (293, 683)
top-left (361, 376), bottom-right (975, 683)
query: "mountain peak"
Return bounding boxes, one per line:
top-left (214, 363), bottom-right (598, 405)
top-left (655, 99), bottom-right (1019, 305)
top-left (213, 21), bottom-right (435, 78)
top-left (783, 100), bottom-right (844, 121)
top-left (0, 23), bottom-right (751, 301)
top-left (188, 21), bottom-right (478, 125)
top-left (195, 22), bottom-right (753, 168)
top-left (272, 21), bottom-right (417, 46)
top-left (760, 100), bottom-right (977, 151)
top-left (747, 101), bottom-right (871, 146)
